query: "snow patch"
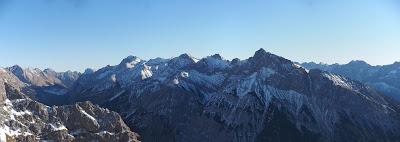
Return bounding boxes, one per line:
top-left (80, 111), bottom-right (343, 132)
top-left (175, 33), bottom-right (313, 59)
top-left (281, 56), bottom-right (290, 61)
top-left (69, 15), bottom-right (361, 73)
top-left (173, 78), bottom-right (180, 85)
top-left (180, 71), bottom-right (189, 78)
top-left (110, 74), bottom-right (117, 82)
top-left (294, 63), bottom-right (302, 68)
top-left (236, 73), bottom-right (257, 97)
top-left (96, 131), bottom-right (115, 136)
top-left (2, 99), bottom-right (32, 121)
top-left (0, 125), bottom-right (32, 139)
top-left (11, 109), bottom-right (32, 117)
top-left (259, 67), bottom-right (275, 79)
top-left (50, 123), bottom-right (68, 131)
top-left (0, 127), bottom-right (6, 142)
top-left (140, 65), bottom-right (153, 80)
top-left (79, 108), bottom-right (97, 123)
top-left (323, 73), bottom-right (352, 89)
top-left (109, 90), bottom-right (126, 101)
top-left (125, 57), bottom-right (142, 68)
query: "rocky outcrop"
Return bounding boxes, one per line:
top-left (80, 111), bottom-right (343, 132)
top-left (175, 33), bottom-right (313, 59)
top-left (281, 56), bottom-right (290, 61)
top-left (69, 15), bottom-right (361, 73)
top-left (0, 82), bottom-right (140, 142)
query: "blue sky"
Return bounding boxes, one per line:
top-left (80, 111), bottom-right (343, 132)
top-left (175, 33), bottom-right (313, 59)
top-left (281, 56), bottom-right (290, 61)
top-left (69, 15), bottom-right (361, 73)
top-left (0, 0), bottom-right (399, 71)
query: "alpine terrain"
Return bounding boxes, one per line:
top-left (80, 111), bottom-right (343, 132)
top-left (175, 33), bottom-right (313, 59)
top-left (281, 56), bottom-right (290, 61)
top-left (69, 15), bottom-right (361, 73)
top-left (59, 49), bottom-right (400, 142)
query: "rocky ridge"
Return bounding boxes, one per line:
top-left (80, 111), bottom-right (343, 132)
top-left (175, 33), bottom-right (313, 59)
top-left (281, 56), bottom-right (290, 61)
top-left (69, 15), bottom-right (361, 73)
top-left (68, 49), bottom-right (400, 142)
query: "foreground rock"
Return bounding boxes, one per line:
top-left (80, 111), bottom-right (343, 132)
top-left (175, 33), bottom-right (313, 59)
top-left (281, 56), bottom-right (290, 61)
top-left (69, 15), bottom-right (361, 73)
top-left (0, 83), bottom-right (140, 142)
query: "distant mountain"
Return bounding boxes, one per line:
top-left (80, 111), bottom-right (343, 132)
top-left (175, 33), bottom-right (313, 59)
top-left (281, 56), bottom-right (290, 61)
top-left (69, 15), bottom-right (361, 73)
top-left (66, 49), bottom-right (400, 142)
top-left (7, 65), bottom-right (79, 88)
top-left (5, 65), bottom-right (80, 105)
top-left (0, 69), bottom-right (140, 142)
top-left (301, 61), bottom-right (400, 101)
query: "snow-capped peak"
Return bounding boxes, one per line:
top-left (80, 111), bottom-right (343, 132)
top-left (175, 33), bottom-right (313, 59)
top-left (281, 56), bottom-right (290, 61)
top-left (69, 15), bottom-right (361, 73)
top-left (120, 56), bottom-right (142, 69)
top-left (178, 53), bottom-right (199, 63)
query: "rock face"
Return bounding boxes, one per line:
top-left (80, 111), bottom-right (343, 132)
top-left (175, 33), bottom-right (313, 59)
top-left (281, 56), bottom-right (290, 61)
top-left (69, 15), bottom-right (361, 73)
top-left (0, 82), bottom-right (140, 142)
top-left (5, 65), bottom-right (80, 105)
top-left (69, 49), bottom-right (400, 142)
top-left (0, 68), bottom-right (25, 103)
top-left (301, 61), bottom-right (400, 101)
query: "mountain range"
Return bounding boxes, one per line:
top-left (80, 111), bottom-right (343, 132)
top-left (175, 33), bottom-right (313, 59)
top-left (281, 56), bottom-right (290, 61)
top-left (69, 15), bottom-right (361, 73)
top-left (1, 49), bottom-right (400, 142)
top-left (301, 61), bottom-right (400, 101)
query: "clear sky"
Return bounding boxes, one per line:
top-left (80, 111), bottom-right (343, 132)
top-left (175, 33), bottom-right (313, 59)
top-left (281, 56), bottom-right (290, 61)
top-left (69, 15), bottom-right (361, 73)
top-left (0, 0), bottom-right (399, 72)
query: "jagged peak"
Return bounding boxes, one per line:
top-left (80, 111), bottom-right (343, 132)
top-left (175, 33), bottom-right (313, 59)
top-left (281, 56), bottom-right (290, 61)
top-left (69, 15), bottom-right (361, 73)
top-left (347, 60), bottom-right (370, 66)
top-left (119, 55), bottom-right (142, 68)
top-left (230, 58), bottom-right (242, 65)
top-left (173, 53), bottom-right (198, 63)
top-left (201, 54), bottom-right (225, 62)
top-left (121, 55), bottom-right (142, 63)
top-left (255, 48), bottom-right (267, 55)
top-left (302, 61), bottom-right (318, 65)
top-left (43, 68), bottom-right (56, 73)
top-left (178, 53), bottom-right (191, 59)
top-left (251, 48), bottom-right (292, 64)
top-left (166, 53), bottom-right (198, 69)
top-left (176, 53), bottom-right (199, 62)
top-left (210, 54), bottom-right (223, 60)
top-left (62, 70), bottom-right (80, 75)
top-left (83, 68), bottom-right (95, 74)
top-left (392, 61), bottom-right (400, 66)
top-left (252, 48), bottom-right (275, 60)
top-left (301, 62), bottom-right (332, 67)
top-left (231, 58), bottom-right (240, 62)
top-left (64, 70), bottom-right (73, 73)
top-left (8, 65), bottom-right (23, 72)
